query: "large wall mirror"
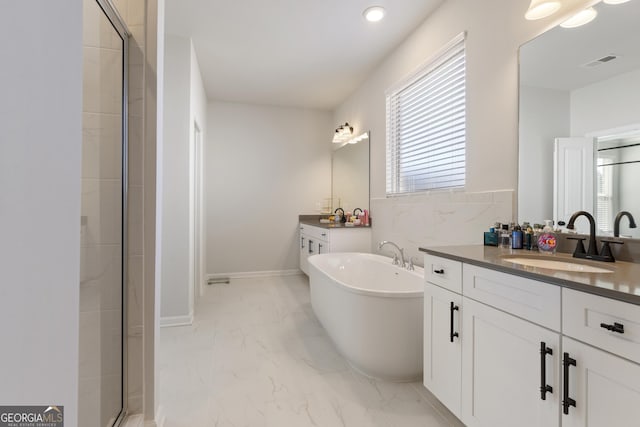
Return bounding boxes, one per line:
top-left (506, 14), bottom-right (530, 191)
top-left (518, 0), bottom-right (640, 237)
top-left (331, 131), bottom-right (370, 213)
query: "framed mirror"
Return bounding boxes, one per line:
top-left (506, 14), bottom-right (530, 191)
top-left (518, 0), bottom-right (640, 237)
top-left (331, 131), bottom-right (370, 214)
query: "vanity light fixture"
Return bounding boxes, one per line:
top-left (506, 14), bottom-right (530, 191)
top-left (560, 6), bottom-right (598, 28)
top-left (348, 132), bottom-right (369, 144)
top-left (524, 0), bottom-right (561, 20)
top-left (333, 122), bottom-right (354, 143)
top-left (363, 6), bottom-right (386, 22)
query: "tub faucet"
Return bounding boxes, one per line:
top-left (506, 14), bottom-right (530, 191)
top-left (614, 211), bottom-right (637, 237)
top-left (378, 241), bottom-right (405, 268)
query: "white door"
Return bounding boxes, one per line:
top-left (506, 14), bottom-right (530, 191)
top-left (562, 337), bottom-right (640, 427)
top-left (554, 137), bottom-right (595, 233)
top-left (461, 297), bottom-right (560, 427)
top-left (424, 284), bottom-right (462, 418)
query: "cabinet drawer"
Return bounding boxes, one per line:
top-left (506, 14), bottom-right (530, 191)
top-left (299, 224), bottom-right (329, 241)
top-left (563, 288), bottom-right (640, 362)
top-left (462, 264), bottom-right (560, 331)
top-left (424, 254), bottom-right (462, 293)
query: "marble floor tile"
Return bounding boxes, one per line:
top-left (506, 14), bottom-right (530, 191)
top-left (159, 275), bottom-right (462, 427)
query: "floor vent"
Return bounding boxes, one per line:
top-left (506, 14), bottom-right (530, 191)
top-left (207, 277), bottom-right (230, 285)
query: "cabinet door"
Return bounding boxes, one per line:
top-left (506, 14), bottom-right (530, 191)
top-left (424, 284), bottom-right (463, 418)
top-left (461, 297), bottom-right (560, 427)
top-left (299, 232), bottom-right (309, 275)
top-left (562, 337), bottom-right (640, 427)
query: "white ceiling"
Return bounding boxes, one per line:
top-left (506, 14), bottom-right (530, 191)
top-left (165, 0), bottom-right (444, 110)
top-left (519, 0), bottom-right (640, 91)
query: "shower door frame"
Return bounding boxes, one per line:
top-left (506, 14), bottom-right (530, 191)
top-left (93, 1), bottom-right (130, 425)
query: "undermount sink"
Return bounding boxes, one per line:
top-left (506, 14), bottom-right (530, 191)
top-left (502, 257), bottom-right (613, 273)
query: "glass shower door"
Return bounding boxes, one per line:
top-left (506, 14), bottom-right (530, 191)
top-left (79, 0), bottom-right (127, 425)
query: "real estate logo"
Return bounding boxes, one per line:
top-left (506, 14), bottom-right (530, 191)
top-left (0, 406), bottom-right (63, 427)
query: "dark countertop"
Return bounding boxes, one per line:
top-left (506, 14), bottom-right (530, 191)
top-left (299, 215), bottom-right (371, 230)
top-left (419, 244), bottom-right (640, 305)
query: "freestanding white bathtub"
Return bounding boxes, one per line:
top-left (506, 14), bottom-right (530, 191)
top-left (308, 252), bottom-right (424, 382)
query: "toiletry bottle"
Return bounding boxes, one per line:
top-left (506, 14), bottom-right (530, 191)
top-left (523, 223), bottom-right (533, 250)
top-left (512, 225), bottom-right (523, 249)
top-left (484, 226), bottom-right (499, 246)
top-left (500, 224), bottom-right (511, 248)
top-left (537, 220), bottom-right (558, 254)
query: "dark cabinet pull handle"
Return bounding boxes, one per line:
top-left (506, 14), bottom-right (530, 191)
top-left (321, 233), bottom-right (327, 237)
top-left (562, 352), bottom-right (577, 415)
top-left (449, 302), bottom-right (459, 342)
top-left (301, 237), bottom-right (305, 249)
top-left (600, 322), bottom-right (624, 334)
top-left (319, 243), bottom-right (323, 254)
top-left (308, 240), bottom-right (314, 254)
top-left (540, 342), bottom-right (553, 400)
top-left (434, 269), bottom-right (445, 275)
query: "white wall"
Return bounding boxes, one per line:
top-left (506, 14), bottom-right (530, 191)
top-left (161, 35), bottom-right (191, 322)
top-left (571, 69), bottom-right (640, 136)
top-left (0, 1), bottom-right (82, 425)
top-left (160, 35), bottom-right (207, 324)
top-left (206, 101), bottom-right (332, 275)
top-left (332, 0), bottom-right (593, 260)
top-left (518, 85), bottom-right (570, 223)
top-left (189, 39), bottom-right (207, 312)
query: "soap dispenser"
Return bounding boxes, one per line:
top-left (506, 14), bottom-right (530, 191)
top-left (537, 220), bottom-right (558, 254)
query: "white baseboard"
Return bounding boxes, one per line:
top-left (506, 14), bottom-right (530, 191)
top-left (206, 269), bottom-right (302, 281)
top-left (160, 313), bottom-right (194, 328)
top-left (148, 405), bottom-right (165, 427)
top-left (120, 414), bottom-right (144, 427)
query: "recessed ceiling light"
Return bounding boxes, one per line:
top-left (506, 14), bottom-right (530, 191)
top-left (603, 0), bottom-right (631, 4)
top-left (363, 6), bottom-right (386, 22)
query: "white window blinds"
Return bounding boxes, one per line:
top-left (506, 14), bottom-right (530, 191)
top-left (386, 33), bottom-right (466, 195)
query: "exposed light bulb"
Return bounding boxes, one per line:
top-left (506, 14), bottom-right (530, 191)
top-left (560, 7), bottom-right (598, 28)
top-left (524, 0), bottom-right (561, 20)
top-left (363, 6), bottom-right (386, 22)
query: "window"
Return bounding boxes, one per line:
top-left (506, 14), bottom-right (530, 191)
top-left (596, 156), bottom-right (614, 234)
top-left (386, 33), bottom-right (466, 195)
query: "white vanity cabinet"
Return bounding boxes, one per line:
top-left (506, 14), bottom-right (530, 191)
top-left (460, 264), bottom-right (561, 427)
top-left (561, 288), bottom-right (640, 427)
top-left (423, 252), bottom-right (640, 427)
top-left (424, 273), bottom-right (463, 418)
top-left (299, 223), bottom-right (371, 275)
top-left (461, 297), bottom-right (560, 427)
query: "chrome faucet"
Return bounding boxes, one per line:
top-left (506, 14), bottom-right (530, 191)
top-left (378, 241), bottom-right (405, 268)
top-left (614, 211), bottom-right (637, 238)
top-left (567, 210), bottom-right (622, 262)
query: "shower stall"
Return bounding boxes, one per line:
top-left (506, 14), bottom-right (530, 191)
top-left (79, 0), bottom-right (129, 425)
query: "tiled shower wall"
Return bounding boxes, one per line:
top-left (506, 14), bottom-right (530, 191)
top-left (108, 0), bottom-right (150, 415)
top-left (79, 0), bottom-right (124, 424)
top-left (112, 0), bottom-right (147, 414)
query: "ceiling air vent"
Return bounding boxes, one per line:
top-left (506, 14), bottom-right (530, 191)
top-left (582, 54), bottom-right (619, 68)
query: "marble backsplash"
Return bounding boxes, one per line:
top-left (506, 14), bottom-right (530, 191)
top-left (370, 189), bottom-right (515, 265)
